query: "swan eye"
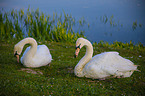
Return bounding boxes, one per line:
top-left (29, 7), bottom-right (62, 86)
top-left (14, 51), bottom-right (19, 57)
top-left (76, 43), bottom-right (81, 49)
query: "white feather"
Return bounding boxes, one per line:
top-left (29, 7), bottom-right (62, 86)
top-left (21, 45), bottom-right (52, 67)
top-left (15, 37), bottom-right (52, 68)
top-left (75, 38), bottom-right (139, 79)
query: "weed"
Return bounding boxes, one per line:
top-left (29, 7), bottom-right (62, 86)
top-left (0, 8), bottom-right (85, 42)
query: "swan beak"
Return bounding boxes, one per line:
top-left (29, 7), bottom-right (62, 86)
top-left (75, 48), bottom-right (80, 58)
top-left (15, 55), bottom-right (19, 63)
top-left (14, 51), bottom-right (19, 63)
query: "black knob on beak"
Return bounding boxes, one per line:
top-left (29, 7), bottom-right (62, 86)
top-left (14, 51), bottom-right (18, 57)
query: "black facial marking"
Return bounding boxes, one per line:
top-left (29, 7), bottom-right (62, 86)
top-left (76, 43), bottom-right (81, 49)
top-left (74, 54), bottom-right (77, 58)
top-left (14, 51), bottom-right (19, 57)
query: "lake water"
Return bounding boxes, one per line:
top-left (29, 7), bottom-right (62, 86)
top-left (0, 0), bottom-right (145, 45)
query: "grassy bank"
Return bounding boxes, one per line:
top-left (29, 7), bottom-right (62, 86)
top-left (0, 39), bottom-right (145, 96)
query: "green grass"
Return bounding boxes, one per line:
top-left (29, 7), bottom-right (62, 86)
top-left (0, 8), bottom-right (85, 43)
top-left (0, 39), bottom-right (145, 96)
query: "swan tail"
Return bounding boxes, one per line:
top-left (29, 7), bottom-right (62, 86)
top-left (133, 65), bottom-right (140, 72)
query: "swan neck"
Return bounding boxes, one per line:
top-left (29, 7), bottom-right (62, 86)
top-left (20, 38), bottom-right (37, 56)
top-left (74, 41), bottom-right (93, 77)
top-left (85, 44), bottom-right (93, 57)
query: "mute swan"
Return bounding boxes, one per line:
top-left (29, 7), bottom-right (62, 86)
top-left (14, 37), bottom-right (52, 68)
top-left (74, 38), bottom-right (139, 79)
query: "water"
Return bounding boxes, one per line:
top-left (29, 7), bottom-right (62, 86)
top-left (0, 0), bottom-right (145, 45)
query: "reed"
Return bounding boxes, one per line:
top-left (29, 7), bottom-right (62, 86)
top-left (93, 40), bottom-right (144, 51)
top-left (0, 8), bottom-right (85, 42)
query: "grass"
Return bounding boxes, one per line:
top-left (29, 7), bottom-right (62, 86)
top-left (0, 39), bottom-right (145, 96)
top-left (1, 6), bottom-right (144, 96)
top-left (0, 8), bottom-right (85, 43)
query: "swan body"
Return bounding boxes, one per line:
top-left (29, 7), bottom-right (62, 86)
top-left (74, 38), bottom-right (139, 79)
top-left (14, 37), bottom-right (52, 68)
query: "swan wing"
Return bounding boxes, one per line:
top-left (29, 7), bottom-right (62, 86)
top-left (83, 52), bottom-right (117, 78)
top-left (21, 45), bottom-right (52, 67)
top-left (33, 45), bottom-right (52, 67)
top-left (101, 52), bottom-right (137, 71)
top-left (84, 52), bottom-right (137, 78)
top-left (20, 46), bottom-right (31, 64)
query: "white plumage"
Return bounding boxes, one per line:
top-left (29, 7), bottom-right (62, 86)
top-left (14, 37), bottom-right (52, 68)
top-left (74, 38), bottom-right (139, 79)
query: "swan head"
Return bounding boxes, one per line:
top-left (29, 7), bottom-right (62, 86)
top-left (75, 38), bottom-right (88, 58)
top-left (14, 44), bottom-right (23, 63)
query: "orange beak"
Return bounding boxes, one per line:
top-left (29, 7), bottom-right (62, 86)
top-left (15, 55), bottom-right (19, 63)
top-left (74, 48), bottom-right (80, 58)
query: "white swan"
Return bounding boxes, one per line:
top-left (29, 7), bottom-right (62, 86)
top-left (14, 37), bottom-right (52, 68)
top-left (74, 38), bottom-right (139, 79)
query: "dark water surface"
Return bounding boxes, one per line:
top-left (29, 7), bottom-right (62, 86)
top-left (0, 0), bottom-right (145, 45)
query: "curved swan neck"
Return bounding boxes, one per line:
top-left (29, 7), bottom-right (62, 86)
top-left (85, 43), bottom-right (93, 57)
top-left (19, 37), bottom-right (37, 56)
top-left (74, 39), bottom-right (93, 77)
